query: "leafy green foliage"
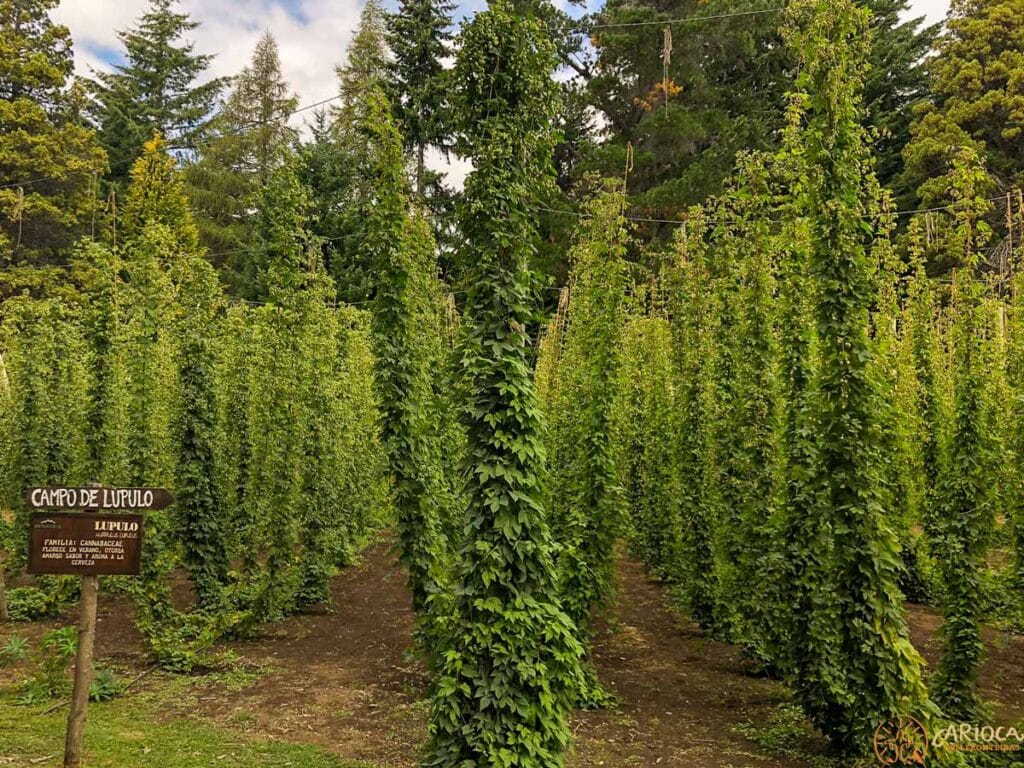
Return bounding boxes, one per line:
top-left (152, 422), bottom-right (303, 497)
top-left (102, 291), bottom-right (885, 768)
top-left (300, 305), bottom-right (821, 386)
top-left (612, 314), bottom-right (683, 587)
top-left (540, 182), bottom-right (629, 653)
top-left (779, 0), bottom-right (933, 752)
top-left (13, 626), bottom-right (77, 704)
top-left (363, 84), bottom-right (451, 627)
top-left (0, 296), bottom-right (91, 561)
top-left (171, 252), bottom-right (228, 609)
top-left (926, 149), bottom-right (1001, 720)
top-left (662, 216), bottom-right (722, 632)
top-left (425, 2), bottom-right (586, 764)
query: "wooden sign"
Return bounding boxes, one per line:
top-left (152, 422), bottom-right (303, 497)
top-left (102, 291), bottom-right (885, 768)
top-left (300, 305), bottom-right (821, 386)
top-left (27, 512), bottom-right (143, 576)
top-left (25, 486), bottom-right (174, 511)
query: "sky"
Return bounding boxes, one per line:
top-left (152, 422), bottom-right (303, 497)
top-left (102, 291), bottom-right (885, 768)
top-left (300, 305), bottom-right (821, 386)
top-left (53, 0), bottom-right (953, 185)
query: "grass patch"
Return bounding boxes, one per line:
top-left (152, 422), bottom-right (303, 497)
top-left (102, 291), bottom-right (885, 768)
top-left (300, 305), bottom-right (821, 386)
top-left (0, 686), bottom-right (371, 768)
top-left (731, 702), bottom-right (840, 768)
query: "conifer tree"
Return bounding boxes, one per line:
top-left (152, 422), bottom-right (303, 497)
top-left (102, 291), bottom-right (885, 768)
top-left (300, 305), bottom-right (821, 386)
top-left (334, 0), bottom-right (389, 132)
top-left (903, 0), bottom-right (1024, 206)
top-left (582, 0), bottom-right (936, 232)
top-left (425, 2), bottom-right (585, 764)
top-left (88, 0), bottom-right (225, 183)
top-left (314, 0), bottom-right (392, 304)
top-left (0, 0), bottom-right (107, 266)
top-left (781, 0), bottom-right (932, 753)
top-left (185, 32), bottom-right (298, 268)
top-left (387, 0), bottom-right (454, 195)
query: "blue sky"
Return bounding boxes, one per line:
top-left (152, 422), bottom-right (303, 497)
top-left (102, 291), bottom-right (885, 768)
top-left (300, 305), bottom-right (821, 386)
top-left (54, 0), bottom-right (952, 184)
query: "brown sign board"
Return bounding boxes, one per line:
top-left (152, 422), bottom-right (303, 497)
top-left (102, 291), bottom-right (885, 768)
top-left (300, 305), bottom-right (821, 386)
top-left (27, 512), bottom-right (143, 576)
top-left (25, 486), bottom-right (173, 511)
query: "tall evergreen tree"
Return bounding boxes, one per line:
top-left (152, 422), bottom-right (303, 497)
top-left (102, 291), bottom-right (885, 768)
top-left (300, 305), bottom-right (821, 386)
top-left (582, 0), bottom-right (935, 233)
top-left (0, 0), bottom-right (106, 268)
top-left (88, 0), bottom-right (225, 183)
top-left (387, 0), bottom-right (454, 195)
top-left (902, 0), bottom-right (1023, 259)
top-left (334, 0), bottom-right (389, 132)
top-left (185, 32), bottom-right (298, 269)
top-left (425, 1), bottom-right (585, 764)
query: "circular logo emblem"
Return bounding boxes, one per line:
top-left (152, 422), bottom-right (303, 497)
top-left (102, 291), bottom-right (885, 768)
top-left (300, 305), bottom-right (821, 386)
top-left (874, 716), bottom-right (929, 765)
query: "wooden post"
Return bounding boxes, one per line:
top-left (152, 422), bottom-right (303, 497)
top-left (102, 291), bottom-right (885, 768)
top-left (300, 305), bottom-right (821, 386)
top-left (64, 573), bottom-right (98, 768)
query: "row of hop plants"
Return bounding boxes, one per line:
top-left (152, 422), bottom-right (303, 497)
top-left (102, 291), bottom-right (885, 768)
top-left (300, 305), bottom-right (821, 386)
top-left (538, 0), bottom-right (1024, 763)
top-left (0, 136), bottom-right (390, 668)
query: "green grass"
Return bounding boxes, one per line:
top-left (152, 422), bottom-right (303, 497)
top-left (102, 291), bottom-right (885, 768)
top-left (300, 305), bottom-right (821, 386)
top-left (731, 702), bottom-right (841, 768)
top-left (0, 686), bottom-right (372, 768)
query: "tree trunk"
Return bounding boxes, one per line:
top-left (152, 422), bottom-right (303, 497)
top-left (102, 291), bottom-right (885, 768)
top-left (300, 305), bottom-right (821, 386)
top-left (0, 559), bottom-right (8, 623)
top-left (416, 144), bottom-right (426, 198)
top-left (64, 575), bottom-right (99, 768)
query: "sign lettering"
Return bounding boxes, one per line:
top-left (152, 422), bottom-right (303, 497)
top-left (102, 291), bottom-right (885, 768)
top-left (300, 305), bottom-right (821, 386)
top-left (25, 486), bottom-right (173, 511)
top-left (28, 513), bottom-right (144, 576)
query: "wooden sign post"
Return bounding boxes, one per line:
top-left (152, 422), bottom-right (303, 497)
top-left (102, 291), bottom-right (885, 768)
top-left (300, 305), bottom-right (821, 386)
top-left (25, 485), bottom-right (172, 768)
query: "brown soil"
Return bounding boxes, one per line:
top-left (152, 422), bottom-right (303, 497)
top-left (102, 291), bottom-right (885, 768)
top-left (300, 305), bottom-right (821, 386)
top-left (5, 541), bottom-right (1024, 767)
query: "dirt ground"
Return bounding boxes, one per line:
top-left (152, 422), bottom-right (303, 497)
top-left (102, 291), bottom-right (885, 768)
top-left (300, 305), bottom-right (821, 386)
top-left (5, 541), bottom-right (1024, 767)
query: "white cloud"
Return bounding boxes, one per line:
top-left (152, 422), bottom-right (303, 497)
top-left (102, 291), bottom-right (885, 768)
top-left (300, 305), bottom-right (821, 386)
top-left (54, 0), bottom-right (363, 128)
top-left (907, 0), bottom-right (949, 25)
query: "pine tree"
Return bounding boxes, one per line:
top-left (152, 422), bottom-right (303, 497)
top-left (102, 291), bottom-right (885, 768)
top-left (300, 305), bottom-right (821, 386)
top-left (88, 0), bottom-right (225, 183)
top-left (334, 0), bottom-right (389, 132)
top-left (902, 0), bottom-right (1023, 265)
top-left (387, 0), bottom-right (454, 195)
top-left (861, 0), bottom-right (939, 195)
top-left (425, 2), bottom-right (585, 764)
top-left (185, 32), bottom-right (298, 269)
top-left (582, 0), bottom-right (936, 235)
top-left (312, 0), bottom-right (392, 304)
top-left (0, 0), bottom-right (107, 266)
top-left (907, 0), bottom-right (1024, 190)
